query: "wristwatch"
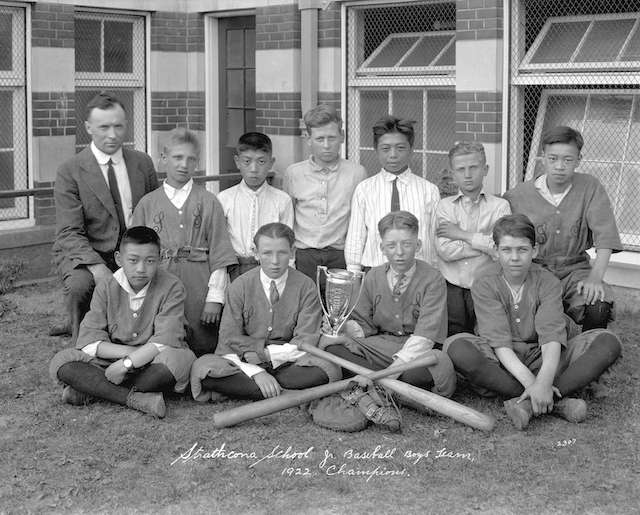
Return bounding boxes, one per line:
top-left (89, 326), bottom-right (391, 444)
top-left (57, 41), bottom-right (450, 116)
top-left (122, 357), bottom-right (134, 371)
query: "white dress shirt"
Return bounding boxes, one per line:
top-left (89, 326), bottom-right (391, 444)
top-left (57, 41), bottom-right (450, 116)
top-left (535, 174), bottom-right (573, 207)
top-left (82, 268), bottom-right (166, 356)
top-left (217, 180), bottom-right (294, 257)
top-left (344, 169), bottom-right (440, 271)
top-left (162, 179), bottom-right (228, 304)
top-left (90, 142), bottom-right (134, 227)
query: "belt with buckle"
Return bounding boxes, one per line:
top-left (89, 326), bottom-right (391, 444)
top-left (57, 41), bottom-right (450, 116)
top-left (162, 246), bottom-right (209, 261)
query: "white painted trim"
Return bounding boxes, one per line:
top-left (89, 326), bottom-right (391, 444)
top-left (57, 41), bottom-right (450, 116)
top-left (144, 11), bottom-right (151, 154)
top-left (500, 0), bottom-right (509, 194)
top-left (340, 1), bottom-right (347, 159)
top-left (204, 14), bottom-right (219, 179)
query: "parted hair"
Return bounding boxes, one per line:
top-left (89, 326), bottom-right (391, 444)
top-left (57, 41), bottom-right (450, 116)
top-left (84, 91), bottom-right (126, 121)
top-left (492, 214), bottom-right (536, 247)
top-left (448, 141), bottom-right (486, 165)
top-left (254, 222), bottom-right (295, 249)
top-left (237, 132), bottom-right (273, 155)
top-left (542, 125), bottom-right (584, 152)
top-left (378, 210), bottom-right (419, 238)
top-left (372, 116), bottom-right (415, 148)
top-left (303, 104), bottom-right (343, 132)
top-left (120, 226), bottom-right (161, 251)
top-left (163, 127), bottom-right (201, 155)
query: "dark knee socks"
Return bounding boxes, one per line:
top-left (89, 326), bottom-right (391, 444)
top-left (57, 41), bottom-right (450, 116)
top-left (448, 339), bottom-right (523, 398)
top-left (555, 332), bottom-right (621, 396)
top-left (58, 362), bottom-right (129, 405)
top-left (582, 301), bottom-right (613, 331)
top-left (201, 374), bottom-right (263, 400)
top-left (399, 367), bottom-right (434, 389)
top-left (132, 364), bottom-right (176, 393)
top-left (276, 365), bottom-right (328, 389)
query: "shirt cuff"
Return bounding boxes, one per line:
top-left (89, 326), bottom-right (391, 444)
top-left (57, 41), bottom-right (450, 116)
top-left (206, 268), bottom-right (228, 303)
top-left (149, 342), bottom-right (167, 353)
top-left (347, 264), bottom-right (362, 273)
top-left (222, 353), bottom-right (264, 378)
top-left (470, 232), bottom-right (495, 254)
top-left (392, 335), bottom-right (433, 363)
top-left (266, 343), bottom-right (306, 369)
top-left (81, 341), bottom-right (101, 357)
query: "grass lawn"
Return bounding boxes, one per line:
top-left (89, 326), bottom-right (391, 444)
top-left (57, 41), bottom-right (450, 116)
top-left (1, 282), bottom-right (638, 514)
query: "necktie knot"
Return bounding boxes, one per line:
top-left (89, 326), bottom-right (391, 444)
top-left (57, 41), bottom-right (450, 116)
top-left (392, 273), bottom-right (407, 296)
top-left (269, 280), bottom-right (280, 305)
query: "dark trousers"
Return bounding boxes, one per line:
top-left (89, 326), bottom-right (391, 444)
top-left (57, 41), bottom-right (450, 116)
top-left (296, 246), bottom-right (346, 295)
top-left (60, 252), bottom-right (118, 344)
top-left (446, 281), bottom-right (476, 337)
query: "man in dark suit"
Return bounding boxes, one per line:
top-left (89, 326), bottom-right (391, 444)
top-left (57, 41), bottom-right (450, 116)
top-left (52, 92), bottom-right (159, 342)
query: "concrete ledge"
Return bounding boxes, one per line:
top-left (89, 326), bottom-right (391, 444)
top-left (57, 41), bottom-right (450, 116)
top-left (0, 225), bottom-right (56, 282)
top-left (0, 225), bottom-right (55, 250)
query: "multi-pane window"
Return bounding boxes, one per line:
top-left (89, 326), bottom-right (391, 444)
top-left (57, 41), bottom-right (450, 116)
top-left (508, 0), bottom-right (640, 250)
top-left (74, 12), bottom-right (146, 152)
top-left (0, 4), bottom-right (27, 225)
top-left (346, 2), bottom-right (455, 185)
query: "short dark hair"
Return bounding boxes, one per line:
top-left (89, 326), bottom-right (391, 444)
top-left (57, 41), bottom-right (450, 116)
top-left (303, 104), bottom-right (343, 131)
top-left (541, 126), bottom-right (584, 152)
top-left (493, 214), bottom-right (536, 247)
top-left (163, 127), bottom-right (200, 155)
top-left (448, 141), bottom-right (486, 166)
top-left (120, 226), bottom-right (161, 251)
top-left (378, 210), bottom-right (419, 238)
top-left (372, 116), bottom-right (415, 148)
top-left (85, 91), bottom-right (126, 121)
top-left (253, 222), bottom-right (295, 249)
top-left (237, 132), bottom-right (273, 155)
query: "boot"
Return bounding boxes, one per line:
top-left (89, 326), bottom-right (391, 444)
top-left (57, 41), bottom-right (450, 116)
top-left (553, 398), bottom-right (587, 423)
top-left (503, 397), bottom-right (533, 430)
top-left (126, 390), bottom-right (166, 418)
top-left (62, 385), bottom-right (92, 406)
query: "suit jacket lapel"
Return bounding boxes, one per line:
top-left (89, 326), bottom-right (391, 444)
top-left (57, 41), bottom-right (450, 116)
top-left (78, 147), bottom-right (118, 220)
top-left (123, 148), bottom-right (146, 206)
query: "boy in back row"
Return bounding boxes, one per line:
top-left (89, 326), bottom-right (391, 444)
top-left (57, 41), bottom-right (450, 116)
top-left (445, 214), bottom-right (621, 429)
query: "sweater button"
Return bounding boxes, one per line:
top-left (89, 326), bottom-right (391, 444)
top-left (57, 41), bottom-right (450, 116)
top-left (132, 332), bottom-right (138, 337)
top-left (267, 326), bottom-right (272, 331)
top-left (394, 298), bottom-right (399, 302)
top-left (133, 313), bottom-right (138, 318)
top-left (395, 314), bottom-right (400, 318)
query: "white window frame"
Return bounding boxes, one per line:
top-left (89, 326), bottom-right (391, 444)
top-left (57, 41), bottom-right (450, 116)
top-left (0, 2), bottom-right (31, 229)
top-left (74, 9), bottom-right (148, 152)
top-left (520, 13), bottom-right (640, 73)
top-left (343, 1), bottom-right (456, 172)
top-left (358, 30), bottom-right (455, 76)
top-left (526, 88), bottom-right (640, 248)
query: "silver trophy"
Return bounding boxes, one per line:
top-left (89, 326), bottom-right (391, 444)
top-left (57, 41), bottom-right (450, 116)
top-left (316, 266), bottom-right (365, 337)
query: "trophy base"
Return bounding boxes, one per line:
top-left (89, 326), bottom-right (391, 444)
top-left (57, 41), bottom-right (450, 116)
top-left (320, 332), bottom-right (343, 339)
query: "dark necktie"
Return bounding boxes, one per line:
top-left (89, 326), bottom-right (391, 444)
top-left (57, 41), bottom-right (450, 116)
top-left (269, 280), bottom-right (280, 305)
top-left (107, 158), bottom-right (126, 234)
top-left (392, 273), bottom-right (407, 296)
top-left (391, 177), bottom-right (400, 212)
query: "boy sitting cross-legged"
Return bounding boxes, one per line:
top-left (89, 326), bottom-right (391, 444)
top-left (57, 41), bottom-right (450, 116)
top-left (322, 211), bottom-right (456, 421)
top-left (49, 226), bottom-right (196, 418)
top-left (189, 222), bottom-right (340, 402)
top-left (444, 214), bottom-right (621, 430)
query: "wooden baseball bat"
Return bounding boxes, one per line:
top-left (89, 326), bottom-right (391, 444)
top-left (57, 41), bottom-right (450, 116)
top-left (299, 342), bottom-right (496, 432)
top-left (212, 353), bottom-right (438, 428)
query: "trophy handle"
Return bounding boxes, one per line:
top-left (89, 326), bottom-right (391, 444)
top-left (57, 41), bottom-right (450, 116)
top-left (332, 270), bottom-right (366, 335)
top-left (316, 265), bottom-right (331, 324)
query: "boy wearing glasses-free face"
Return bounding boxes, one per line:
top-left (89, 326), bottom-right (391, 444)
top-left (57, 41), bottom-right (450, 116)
top-left (218, 132), bottom-right (294, 282)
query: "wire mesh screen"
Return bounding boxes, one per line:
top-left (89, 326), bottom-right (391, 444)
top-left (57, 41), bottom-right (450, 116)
top-left (75, 12), bottom-right (146, 152)
top-left (0, 5), bottom-right (27, 224)
top-left (509, 0), bottom-right (640, 250)
top-left (346, 1), bottom-right (455, 191)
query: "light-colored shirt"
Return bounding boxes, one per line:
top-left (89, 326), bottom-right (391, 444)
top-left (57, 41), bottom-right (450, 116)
top-left (535, 174), bottom-right (573, 207)
top-left (283, 157), bottom-right (367, 249)
top-left (163, 179), bottom-right (227, 304)
top-left (82, 268), bottom-right (166, 356)
top-left (345, 169), bottom-right (440, 271)
top-left (217, 180), bottom-right (294, 257)
top-left (91, 142), bottom-right (133, 227)
top-left (386, 262), bottom-right (416, 295)
top-left (436, 190), bottom-right (512, 289)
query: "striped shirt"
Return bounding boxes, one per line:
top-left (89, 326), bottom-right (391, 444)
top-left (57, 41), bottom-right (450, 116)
top-left (344, 169), bottom-right (440, 271)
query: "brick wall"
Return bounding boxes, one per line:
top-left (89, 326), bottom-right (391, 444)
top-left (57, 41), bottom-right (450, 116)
top-left (31, 2), bottom-right (74, 48)
top-left (34, 181), bottom-right (56, 226)
top-left (318, 4), bottom-right (341, 47)
top-left (456, 0), bottom-right (503, 40)
top-left (455, 91), bottom-right (502, 143)
top-left (32, 93), bottom-right (75, 138)
top-left (256, 92), bottom-right (302, 137)
top-left (151, 11), bottom-right (188, 52)
top-left (318, 91), bottom-right (341, 118)
top-left (186, 12), bottom-right (205, 52)
top-left (256, 4), bottom-right (301, 50)
top-left (151, 92), bottom-right (205, 132)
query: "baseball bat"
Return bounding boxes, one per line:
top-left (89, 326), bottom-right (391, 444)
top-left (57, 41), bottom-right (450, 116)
top-left (212, 353), bottom-right (438, 428)
top-left (299, 342), bottom-right (496, 432)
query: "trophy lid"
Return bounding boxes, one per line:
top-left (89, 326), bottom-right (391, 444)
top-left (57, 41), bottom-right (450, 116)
top-left (325, 269), bottom-right (357, 285)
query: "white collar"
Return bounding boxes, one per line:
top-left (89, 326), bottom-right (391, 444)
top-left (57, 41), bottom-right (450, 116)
top-left (163, 178), bottom-right (194, 197)
top-left (535, 174), bottom-right (572, 196)
top-left (259, 268), bottom-right (288, 292)
top-left (453, 189), bottom-right (487, 203)
top-left (91, 141), bottom-right (123, 165)
top-left (309, 155), bottom-right (341, 173)
top-left (389, 262), bottom-right (416, 281)
top-left (381, 168), bottom-right (412, 182)
top-left (239, 179), bottom-right (267, 196)
top-left (113, 268), bottom-right (151, 299)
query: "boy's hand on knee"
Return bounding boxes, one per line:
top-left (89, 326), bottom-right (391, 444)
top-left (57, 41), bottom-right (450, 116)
top-left (576, 276), bottom-right (605, 305)
top-left (201, 302), bottom-right (222, 325)
top-left (105, 359), bottom-right (128, 385)
top-left (253, 371), bottom-right (282, 398)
